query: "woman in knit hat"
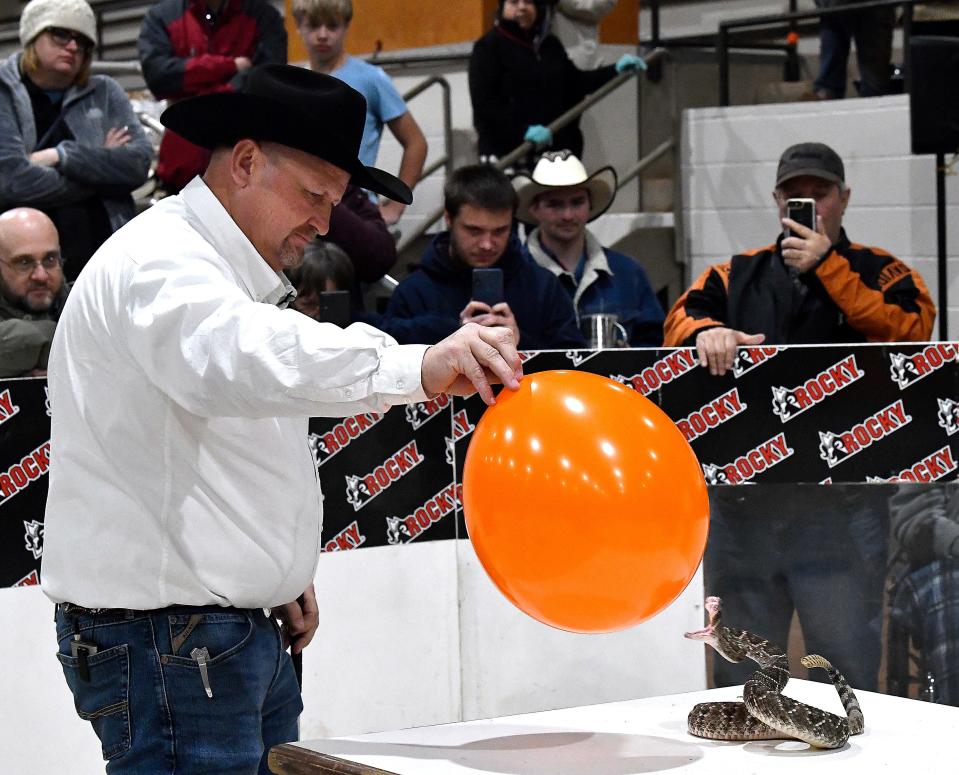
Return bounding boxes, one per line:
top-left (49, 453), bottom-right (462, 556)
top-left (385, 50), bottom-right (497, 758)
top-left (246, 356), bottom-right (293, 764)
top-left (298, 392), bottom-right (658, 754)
top-left (0, 0), bottom-right (151, 280)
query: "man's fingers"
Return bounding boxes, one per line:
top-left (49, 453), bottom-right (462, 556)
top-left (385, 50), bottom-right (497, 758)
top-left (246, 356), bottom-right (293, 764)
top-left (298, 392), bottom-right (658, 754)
top-left (421, 324), bottom-right (523, 404)
top-left (292, 586), bottom-right (319, 653)
top-left (781, 217), bottom-right (813, 238)
top-left (453, 326), bottom-right (521, 405)
top-left (723, 330), bottom-right (738, 374)
top-left (282, 602), bottom-right (305, 634)
top-left (460, 351), bottom-right (496, 405)
top-left (696, 328), bottom-right (762, 377)
top-left (705, 338), bottom-right (724, 376)
top-left (696, 340), bottom-right (708, 369)
top-left (473, 326), bottom-right (521, 388)
top-left (462, 301), bottom-right (491, 317)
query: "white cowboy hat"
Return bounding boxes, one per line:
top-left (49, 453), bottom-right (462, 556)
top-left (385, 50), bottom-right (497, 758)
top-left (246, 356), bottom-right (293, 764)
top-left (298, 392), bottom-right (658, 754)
top-left (512, 151), bottom-right (617, 224)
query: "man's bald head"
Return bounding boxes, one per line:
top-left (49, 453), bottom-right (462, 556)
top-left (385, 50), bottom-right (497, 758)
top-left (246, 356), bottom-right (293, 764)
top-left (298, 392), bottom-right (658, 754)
top-left (0, 207), bottom-right (57, 249)
top-left (0, 208), bottom-right (63, 314)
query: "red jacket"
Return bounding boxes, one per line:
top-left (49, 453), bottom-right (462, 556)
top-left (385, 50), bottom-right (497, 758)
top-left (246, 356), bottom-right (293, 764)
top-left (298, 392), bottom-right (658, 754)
top-left (137, 0), bottom-right (287, 189)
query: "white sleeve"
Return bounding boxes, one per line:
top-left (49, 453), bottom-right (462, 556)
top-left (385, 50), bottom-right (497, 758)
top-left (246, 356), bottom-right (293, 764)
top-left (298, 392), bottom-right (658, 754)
top-left (120, 253), bottom-right (429, 419)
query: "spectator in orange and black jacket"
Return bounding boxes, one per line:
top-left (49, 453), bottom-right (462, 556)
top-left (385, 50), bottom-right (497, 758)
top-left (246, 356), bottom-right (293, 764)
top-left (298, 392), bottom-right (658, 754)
top-left (665, 142), bottom-right (934, 363)
top-left (664, 141), bottom-right (935, 694)
top-left (137, 0), bottom-right (287, 192)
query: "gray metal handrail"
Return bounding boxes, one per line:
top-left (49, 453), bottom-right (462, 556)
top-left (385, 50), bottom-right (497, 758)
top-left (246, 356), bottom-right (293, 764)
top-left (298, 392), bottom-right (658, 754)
top-left (136, 111), bottom-right (163, 135)
top-left (396, 46), bottom-right (667, 254)
top-left (616, 137), bottom-right (674, 192)
top-left (401, 75), bottom-right (454, 182)
top-left (718, 0), bottom-right (918, 106)
top-left (91, 60), bottom-right (142, 75)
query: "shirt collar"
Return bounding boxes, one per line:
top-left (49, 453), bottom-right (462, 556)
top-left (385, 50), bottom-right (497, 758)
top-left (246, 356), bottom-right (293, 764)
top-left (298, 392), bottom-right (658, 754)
top-left (528, 227), bottom-right (612, 278)
top-left (179, 177), bottom-right (295, 307)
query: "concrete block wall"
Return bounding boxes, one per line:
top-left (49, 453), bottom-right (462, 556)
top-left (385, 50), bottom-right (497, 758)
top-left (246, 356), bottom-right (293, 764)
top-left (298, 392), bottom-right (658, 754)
top-left (681, 94), bottom-right (959, 340)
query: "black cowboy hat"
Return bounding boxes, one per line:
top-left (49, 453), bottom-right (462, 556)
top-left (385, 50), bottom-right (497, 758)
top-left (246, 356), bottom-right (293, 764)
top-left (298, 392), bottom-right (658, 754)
top-left (160, 64), bottom-right (412, 204)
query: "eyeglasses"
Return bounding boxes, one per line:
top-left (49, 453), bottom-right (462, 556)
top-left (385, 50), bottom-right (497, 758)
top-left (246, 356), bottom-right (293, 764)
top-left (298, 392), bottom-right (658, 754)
top-left (0, 254), bottom-right (63, 276)
top-left (45, 26), bottom-right (94, 53)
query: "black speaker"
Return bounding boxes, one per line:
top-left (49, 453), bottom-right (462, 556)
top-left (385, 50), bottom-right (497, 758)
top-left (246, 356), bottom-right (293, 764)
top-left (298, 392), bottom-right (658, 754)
top-left (910, 36), bottom-right (959, 155)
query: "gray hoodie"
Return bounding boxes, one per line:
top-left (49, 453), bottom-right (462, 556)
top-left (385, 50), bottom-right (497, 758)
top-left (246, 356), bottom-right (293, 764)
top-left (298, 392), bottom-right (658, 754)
top-left (0, 53), bottom-right (151, 231)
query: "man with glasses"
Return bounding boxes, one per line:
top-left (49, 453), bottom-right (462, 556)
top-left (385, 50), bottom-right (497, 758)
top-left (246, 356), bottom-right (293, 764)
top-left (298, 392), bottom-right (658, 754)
top-left (0, 0), bottom-right (152, 279)
top-left (664, 142), bottom-right (935, 693)
top-left (0, 207), bottom-right (67, 378)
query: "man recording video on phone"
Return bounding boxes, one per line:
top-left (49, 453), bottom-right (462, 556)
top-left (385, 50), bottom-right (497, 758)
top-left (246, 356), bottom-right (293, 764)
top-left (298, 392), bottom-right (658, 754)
top-left (663, 141), bottom-right (935, 693)
top-left (384, 164), bottom-right (585, 349)
top-left (665, 142), bottom-right (934, 371)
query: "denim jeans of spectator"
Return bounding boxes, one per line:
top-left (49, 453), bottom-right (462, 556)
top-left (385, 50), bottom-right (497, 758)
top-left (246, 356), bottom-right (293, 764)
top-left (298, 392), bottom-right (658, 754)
top-left (814, 7), bottom-right (895, 98)
top-left (704, 485), bottom-right (888, 691)
top-left (54, 604), bottom-right (302, 774)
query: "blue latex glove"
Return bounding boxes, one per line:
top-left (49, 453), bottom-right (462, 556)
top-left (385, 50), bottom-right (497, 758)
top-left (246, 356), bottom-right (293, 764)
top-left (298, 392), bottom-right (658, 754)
top-left (615, 53), bottom-right (647, 74)
top-left (523, 124), bottom-right (553, 148)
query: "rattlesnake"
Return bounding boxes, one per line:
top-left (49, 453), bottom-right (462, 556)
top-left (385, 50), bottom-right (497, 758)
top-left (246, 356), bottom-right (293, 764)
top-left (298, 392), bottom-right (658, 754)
top-left (684, 596), bottom-right (865, 749)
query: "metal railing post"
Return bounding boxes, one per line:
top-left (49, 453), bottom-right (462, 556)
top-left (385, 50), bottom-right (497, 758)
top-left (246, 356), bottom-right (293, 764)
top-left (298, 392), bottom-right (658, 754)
top-left (718, 23), bottom-right (730, 107)
top-left (785, 0), bottom-right (800, 81)
top-left (400, 75), bottom-right (454, 182)
top-left (650, 0), bottom-right (661, 49)
top-left (902, 1), bottom-right (914, 95)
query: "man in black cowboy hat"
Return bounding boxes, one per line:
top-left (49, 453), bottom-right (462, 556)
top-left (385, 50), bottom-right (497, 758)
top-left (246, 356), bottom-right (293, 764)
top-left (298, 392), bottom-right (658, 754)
top-left (513, 151), bottom-right (665, 346)
top-left (41, 65), bottom-right (523, 774)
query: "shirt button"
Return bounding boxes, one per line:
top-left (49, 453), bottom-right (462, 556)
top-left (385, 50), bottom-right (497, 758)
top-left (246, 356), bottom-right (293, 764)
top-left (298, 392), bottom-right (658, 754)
top-left (396, 380), bottom-right (404, 390)
top-left (345, 388), bottom-right (353, 397)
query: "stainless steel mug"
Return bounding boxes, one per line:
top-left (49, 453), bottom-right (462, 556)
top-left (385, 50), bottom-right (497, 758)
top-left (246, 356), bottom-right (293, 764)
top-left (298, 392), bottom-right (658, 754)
top-left (579, 314), bottom-right (628, 349)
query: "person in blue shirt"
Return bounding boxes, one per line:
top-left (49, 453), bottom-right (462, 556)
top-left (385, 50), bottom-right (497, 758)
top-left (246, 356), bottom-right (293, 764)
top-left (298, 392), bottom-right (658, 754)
top-left (383, 164), bottom-right (585, 350)
top-left (292, 0), bottom-right (427, 226)
top-left (513, 151), bottom-right (665, 346)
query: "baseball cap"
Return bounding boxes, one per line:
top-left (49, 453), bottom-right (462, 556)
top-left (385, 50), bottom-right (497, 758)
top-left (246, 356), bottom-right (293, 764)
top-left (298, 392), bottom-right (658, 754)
top-left (775, 143), bottom-right (845, 187)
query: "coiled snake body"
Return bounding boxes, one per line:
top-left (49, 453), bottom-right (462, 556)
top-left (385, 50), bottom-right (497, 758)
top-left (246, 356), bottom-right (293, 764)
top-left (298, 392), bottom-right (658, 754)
top-left (685, 597), bottom-right (865, 749)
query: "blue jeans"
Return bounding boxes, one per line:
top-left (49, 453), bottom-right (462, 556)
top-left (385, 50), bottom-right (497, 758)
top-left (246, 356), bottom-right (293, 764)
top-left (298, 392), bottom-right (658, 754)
top-left (54, 604), bottom-right (303, 774)
top-left (705, 485), bottom-right (888, 691)
top-left (814, 7), bottom-right (895, 98)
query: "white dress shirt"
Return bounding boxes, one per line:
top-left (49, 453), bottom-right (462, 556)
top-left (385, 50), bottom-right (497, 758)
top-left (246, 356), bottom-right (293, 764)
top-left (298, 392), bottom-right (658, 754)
top-left (42, 177), bottom-right (429, 610)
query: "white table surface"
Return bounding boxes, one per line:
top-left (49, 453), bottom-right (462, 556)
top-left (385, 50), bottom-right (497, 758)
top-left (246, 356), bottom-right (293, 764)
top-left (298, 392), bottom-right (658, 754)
top-left (286, 679), bottom-right (959, 774)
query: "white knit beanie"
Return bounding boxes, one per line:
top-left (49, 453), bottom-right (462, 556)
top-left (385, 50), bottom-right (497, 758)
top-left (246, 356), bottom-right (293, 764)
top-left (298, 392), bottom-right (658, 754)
top-left (19, 0), bottom-right (97, 47)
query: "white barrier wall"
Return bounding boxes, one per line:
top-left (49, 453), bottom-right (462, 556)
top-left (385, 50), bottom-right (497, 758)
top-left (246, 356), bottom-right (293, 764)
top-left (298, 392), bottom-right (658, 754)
top-left (681, 95), bottom-right (959, 340)
top-left (2, 542), bottom-right (705, 775)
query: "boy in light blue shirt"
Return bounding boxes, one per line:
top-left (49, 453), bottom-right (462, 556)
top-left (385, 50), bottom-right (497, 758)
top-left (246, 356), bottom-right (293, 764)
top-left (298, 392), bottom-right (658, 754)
top-left (293, 0), bottom-right (427, 225)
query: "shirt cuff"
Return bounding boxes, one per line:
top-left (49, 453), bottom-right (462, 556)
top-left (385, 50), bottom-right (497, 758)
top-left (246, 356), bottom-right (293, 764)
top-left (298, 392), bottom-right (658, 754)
top-left (370, 343), bottom-right (430, 409)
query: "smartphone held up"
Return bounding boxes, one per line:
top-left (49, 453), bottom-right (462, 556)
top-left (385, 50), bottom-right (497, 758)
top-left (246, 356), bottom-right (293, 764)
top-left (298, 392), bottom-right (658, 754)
top-left (472, 268), bottom-right (504, 307)
top-left (785, 198), bottom-right (816, 238)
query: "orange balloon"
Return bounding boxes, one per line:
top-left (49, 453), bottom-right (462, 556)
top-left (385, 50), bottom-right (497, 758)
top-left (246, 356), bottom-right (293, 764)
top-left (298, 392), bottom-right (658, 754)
top-left (463, 370), bottom-right (709, 633)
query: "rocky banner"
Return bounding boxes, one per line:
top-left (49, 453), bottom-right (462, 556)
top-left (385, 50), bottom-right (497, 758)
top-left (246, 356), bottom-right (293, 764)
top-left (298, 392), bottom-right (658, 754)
top-left (1, 343), bottom-right (956, 587)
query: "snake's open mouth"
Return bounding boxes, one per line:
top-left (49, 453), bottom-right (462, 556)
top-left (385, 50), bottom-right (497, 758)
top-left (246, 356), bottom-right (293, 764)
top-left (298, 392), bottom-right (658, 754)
top-left (684, 596), bottom-right (722, 643)
top-left (683, 625), bottom-right (715, 641)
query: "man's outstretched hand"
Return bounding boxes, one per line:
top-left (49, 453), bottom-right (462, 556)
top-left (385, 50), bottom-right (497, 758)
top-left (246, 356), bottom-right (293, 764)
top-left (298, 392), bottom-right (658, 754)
top-left (421, 323), bottom-right (523, 405)
top-left (695, 327), bottom-right (766, 376)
